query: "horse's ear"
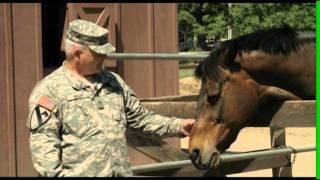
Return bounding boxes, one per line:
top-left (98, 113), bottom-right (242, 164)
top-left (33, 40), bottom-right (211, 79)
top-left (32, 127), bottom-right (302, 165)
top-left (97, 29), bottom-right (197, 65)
top-left (220, 45), bottom-right (240, 72)
top-left (206, 79), bottom-right (220, 96)
top-left (257, 85), bottom-right (301, 103)
top-left (206, 67), bottom-right (230, 96)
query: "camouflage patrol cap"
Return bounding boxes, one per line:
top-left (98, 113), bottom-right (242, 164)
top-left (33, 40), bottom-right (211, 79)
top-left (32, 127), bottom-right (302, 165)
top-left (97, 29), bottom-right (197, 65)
top-left (66, 19), bottom-right (116, 55)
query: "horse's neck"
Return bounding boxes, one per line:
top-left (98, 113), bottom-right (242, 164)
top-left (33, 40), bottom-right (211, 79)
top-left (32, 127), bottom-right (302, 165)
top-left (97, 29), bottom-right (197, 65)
top-left (239, 43), bottom-right (315, 99)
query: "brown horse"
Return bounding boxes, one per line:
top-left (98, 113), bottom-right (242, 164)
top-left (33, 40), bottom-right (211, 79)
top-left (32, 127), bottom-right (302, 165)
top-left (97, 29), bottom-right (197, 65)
top-left (188, 25), bottom-right (315, 170)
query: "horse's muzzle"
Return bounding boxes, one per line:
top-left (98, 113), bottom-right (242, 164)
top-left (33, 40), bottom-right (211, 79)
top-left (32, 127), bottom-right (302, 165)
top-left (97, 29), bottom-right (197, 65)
top-left (190, 147), bottom-right (221, 170)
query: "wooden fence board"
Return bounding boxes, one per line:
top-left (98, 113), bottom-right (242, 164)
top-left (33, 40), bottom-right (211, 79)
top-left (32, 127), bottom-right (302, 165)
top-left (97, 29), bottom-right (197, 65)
top-left (141, 99), bottom-right (315, 127)
top-left (127, 130), bottom-right (189, 162)
top-left (137, 96), bottom-right (315, 177)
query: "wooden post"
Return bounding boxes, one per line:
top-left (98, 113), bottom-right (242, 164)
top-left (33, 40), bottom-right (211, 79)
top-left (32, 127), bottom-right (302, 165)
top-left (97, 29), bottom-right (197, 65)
top-left (11, 3), bottom-right (43, 176)
top-left (270, 127), bottom-right (292, 177)
top-left (0, 3), bottom-right (16, 176)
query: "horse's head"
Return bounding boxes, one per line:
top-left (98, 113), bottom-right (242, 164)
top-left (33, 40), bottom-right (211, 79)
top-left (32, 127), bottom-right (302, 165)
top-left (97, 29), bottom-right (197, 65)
top-left (189, 45), bottom-right (301, 170)
top-left (189, 60), bottom-right (259, 170)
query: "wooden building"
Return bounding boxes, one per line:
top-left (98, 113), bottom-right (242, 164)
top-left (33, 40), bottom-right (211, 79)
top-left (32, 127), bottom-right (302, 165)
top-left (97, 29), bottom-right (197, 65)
top-left (0, 3), bottom-right (180, 176)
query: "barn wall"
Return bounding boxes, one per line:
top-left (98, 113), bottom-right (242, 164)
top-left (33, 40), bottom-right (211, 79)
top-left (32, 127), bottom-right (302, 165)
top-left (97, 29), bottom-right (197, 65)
top-left (0, 3), bottom-right (16, 176)
top-left (117, 3), bottom-right (180, 166)
top-left (0, 3), bottom-right (180, 176)
top-left (11, 3), bottom-right (43, 176)
top-left (117, 3), bottom-right (179, 98)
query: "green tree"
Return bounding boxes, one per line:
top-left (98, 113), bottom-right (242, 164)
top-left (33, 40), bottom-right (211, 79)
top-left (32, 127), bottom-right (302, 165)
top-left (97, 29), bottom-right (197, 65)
top-left (178, 10), bottom-right (197, 50)
top-left (230, 3), bottom-right (315, 37)
top-left (178, 3), bottom-right (228, 50)
top-left (178, 3), bottom-right (315, 50)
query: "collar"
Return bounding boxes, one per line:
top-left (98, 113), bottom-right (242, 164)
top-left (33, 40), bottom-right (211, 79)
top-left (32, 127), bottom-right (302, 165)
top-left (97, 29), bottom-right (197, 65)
top-left (62, 61), bottom-right (110, 92)
top-left (62, 61), bottom-right (91, 91)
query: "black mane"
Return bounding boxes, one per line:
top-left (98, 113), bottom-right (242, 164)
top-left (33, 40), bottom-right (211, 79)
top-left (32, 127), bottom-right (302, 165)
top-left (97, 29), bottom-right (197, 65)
top-left (195, 25), bottom-right (315, 81)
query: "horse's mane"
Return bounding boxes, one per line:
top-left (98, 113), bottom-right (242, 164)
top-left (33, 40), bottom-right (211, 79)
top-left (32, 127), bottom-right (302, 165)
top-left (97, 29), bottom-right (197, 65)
top-left (195, 25), bottom-right (315, 81)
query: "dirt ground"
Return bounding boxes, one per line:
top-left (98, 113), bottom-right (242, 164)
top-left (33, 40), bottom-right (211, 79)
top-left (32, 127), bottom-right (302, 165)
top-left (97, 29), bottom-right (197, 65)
top-left (179, 77), bottom-right (315, 177)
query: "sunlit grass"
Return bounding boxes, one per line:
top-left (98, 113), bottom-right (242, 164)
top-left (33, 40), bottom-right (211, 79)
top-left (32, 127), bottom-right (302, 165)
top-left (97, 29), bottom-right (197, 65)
top-left (179, 69), bottom-right (194, 79)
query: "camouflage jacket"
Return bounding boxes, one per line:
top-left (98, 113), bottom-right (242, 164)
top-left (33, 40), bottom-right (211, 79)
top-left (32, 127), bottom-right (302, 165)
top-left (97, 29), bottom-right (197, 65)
top-left (27, 64), bottom-right (182, 177)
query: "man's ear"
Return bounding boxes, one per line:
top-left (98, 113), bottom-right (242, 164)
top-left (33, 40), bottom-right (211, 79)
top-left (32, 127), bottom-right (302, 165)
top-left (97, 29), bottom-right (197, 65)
top-left (74, 48), bottom-right (82, 59)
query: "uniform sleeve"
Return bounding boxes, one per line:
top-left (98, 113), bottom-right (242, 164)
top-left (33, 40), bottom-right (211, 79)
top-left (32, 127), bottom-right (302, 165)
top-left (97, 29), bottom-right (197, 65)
top-left (27, 84), bottom-right (64, 177)
top-left (112, 73), bottom-right (183, 137)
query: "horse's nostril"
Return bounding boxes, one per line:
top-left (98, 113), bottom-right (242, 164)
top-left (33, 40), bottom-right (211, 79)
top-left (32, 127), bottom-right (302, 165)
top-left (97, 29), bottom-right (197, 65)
top-left (191, 149), bottom-right (200, 161)
top-left (209, 151), bottom-right (221, 168)
top-left (211, 152), bottom-right (218, 161)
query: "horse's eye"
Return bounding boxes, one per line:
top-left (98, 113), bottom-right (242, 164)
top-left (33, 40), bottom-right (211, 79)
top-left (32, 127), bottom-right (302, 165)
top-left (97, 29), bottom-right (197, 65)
top-left (216, 116), bottom-right (222, 123)
top-left (207, 94), bottom-right (220, 105)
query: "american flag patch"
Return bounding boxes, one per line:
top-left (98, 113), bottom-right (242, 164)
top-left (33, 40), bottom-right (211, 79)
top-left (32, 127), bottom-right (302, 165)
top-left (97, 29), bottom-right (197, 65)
top-left (38, 96), bottom-right (56, 111)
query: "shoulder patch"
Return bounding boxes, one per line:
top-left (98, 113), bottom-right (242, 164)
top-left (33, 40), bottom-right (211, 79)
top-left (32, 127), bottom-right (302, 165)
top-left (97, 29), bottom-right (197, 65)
top-left (28, 106), bottom-right (52, 131)
top-left (38, 96), bottom-right (56, 111)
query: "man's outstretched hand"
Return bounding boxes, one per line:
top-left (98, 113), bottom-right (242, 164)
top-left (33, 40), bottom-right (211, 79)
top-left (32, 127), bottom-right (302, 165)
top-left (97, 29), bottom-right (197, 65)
top-left (180, 119), bottom-right (195, 137)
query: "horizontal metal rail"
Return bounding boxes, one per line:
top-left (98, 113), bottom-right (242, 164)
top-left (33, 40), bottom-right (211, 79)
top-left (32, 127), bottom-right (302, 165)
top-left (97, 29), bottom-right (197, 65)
top-left (131, 145), bottom-right (315, 174)
top-left (107, 52), bottom-right (210, 60)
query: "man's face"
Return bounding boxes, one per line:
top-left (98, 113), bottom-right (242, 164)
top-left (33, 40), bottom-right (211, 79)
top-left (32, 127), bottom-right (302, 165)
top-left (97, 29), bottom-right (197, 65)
top-left (78, 47), bottom-right (106, 75)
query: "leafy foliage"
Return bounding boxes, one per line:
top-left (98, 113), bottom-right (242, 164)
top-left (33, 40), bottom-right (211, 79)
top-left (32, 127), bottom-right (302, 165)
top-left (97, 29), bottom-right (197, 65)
top-left (178, 3), bottom-right (315, 50)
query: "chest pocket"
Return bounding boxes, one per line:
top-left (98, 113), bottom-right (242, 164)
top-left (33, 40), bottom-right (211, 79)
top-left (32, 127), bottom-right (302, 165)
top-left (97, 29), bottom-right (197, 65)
top-left (102, 92), bottom-right (127, 128)
top-left (61, 97), bottom-right (99, 138)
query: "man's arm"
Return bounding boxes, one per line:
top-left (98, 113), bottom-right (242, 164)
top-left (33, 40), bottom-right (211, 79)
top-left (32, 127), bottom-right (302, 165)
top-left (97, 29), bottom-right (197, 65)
top-left (27, 86), bottom-right (63, 177)
top-left (112, 73), bottom-right (194, 137)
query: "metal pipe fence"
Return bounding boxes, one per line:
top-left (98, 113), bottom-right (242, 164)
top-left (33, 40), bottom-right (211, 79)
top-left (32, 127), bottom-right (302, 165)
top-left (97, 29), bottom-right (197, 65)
top-left (131, 145), bottom-right (315, 174)
top-left (107, 52), bottom-right (210, 61)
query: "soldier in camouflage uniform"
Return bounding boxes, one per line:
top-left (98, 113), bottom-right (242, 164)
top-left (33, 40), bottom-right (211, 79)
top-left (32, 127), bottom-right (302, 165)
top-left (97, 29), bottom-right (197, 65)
top-left (27, 19), bottom-right (195, 177)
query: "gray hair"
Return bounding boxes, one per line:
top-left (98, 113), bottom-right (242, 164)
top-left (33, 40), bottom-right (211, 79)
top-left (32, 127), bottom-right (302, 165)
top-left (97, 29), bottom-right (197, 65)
top-left (64, 38), bottom-right (86, 60)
